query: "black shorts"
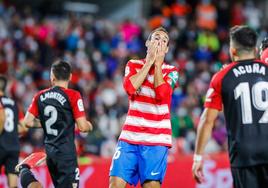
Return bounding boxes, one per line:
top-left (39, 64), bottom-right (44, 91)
top-left (231, 164), bottom-right (268, 188)
top-left (0, 150), bottom-right (19, 175)
top-left (46, 157), bottom-right (79, 188)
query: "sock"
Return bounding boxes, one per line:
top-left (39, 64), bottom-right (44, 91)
top-left (19, 165), bottom-right (38, 188)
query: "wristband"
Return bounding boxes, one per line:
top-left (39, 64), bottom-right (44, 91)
top-left (193, 154), bottom-right (203, 162)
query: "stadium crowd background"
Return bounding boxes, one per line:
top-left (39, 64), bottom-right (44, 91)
top-left (0, 0), bottom-right (266, 157)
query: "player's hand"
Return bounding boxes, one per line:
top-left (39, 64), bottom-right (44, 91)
top-left (155, 42), bottom-right (166, 67)
top-left (146, 41), bottom-right (157, 65)
top-left (192, 160), bottom-right (204, 184)
top-left (87, 121), bottom-right (93, 132)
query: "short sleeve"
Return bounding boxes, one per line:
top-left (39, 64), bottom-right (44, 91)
top-left (70, 91), bottom-right (86, 119)
top-left (28, 93), bottom-right (40, 117)
top-left (204, 73), bottom-right (223, 111)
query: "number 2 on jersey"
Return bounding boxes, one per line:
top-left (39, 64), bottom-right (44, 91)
top-left (44, 105), bottom-right (58, 136)
top-left (234, 81), bottom-right (268, 124)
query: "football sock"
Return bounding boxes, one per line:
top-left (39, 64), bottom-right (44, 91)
top-left (19, 165), bottom-right (38, 188)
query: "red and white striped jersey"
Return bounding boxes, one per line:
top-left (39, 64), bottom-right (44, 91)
top-left (119, 59), bottom-right (179, 147)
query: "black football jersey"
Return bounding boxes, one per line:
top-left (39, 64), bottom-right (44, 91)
top-left (0, 96), bottom-right (20, 151)
top-left (28, 86), bottom-right (85, 159)
top-left (205, 60), bottom-right (268, 167)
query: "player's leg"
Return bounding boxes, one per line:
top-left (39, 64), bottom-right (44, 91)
top-left (142, 180), bottom-right (161, 188)
top-left (46, 157), bottom-right (59, 187)
top-left (51, 157), bottom-right (80, 188)
top-left (109, 141), bottom-right (139, 188)
top-left (27, 182), bottom-right (43, 188)
top-left (258, 164), bottom-right (268, 186)
top-left (15, 152), bottom-right (46, 188)
top-left (19, 165), bottom-right (42, 188)
top-left (109, 176), bottom-right (127, 188)
top-left (7, 173), bottom-right (18, 188)
top-left (138, 145), bottom-right (168, 188)
top-left (231, 166), bottom-right (260, 188)
top-left (5, 151), bottom-right (19, 188)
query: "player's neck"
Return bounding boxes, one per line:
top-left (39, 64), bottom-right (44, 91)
top-left (53, 81), bottom-right (68, 89)
top-left (234, 54), bottom-right (256, 62)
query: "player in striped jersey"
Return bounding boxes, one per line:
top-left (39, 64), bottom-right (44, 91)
top-left (109, 27), bottom-right (179, 188)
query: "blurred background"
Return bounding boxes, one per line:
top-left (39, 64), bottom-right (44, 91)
top-left (0, 0), bottom-right (267, 187)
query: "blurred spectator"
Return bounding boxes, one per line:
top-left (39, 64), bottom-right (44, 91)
top-left (196, 0), bottom-right (217, 31)
top-left (243, 1), bottom-right (262, 30)
top-left (231, 2), bottom-right (245, 26)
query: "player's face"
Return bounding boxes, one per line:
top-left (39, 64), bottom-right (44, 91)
top-left (148, 31), bottom-right (169, 53)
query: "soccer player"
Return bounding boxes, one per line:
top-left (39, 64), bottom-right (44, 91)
top-left (23, 60), bottom-right (93, 188)
top-left (109, 27), bottom-right (179, 188)
top-left (192, 25), bottom-right (268, 188)
top-left (0, 75), bottom-right (25, 188)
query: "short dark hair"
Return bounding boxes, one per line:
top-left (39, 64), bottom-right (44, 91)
top-left (0, 75), bottom-right (7, 92)
top-left (147, 27), bottom-right (169, 41)
top-left (229, 25), bottom-right (257, 52)
top-left (51, 60), bottom-right (72, 81)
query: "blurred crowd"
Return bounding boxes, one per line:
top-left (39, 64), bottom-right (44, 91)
top-left (0, 0), bottom-right (267, 157)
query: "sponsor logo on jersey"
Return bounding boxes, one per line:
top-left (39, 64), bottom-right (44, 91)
top-left (77, 99), bottom-right (84, 111)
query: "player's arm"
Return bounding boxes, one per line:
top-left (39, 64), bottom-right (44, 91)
top-left (75, 117), bottom-right (93, 132)
top-left (192, 108), bottom-right (219, 183)
top-left (192, 72), bottom-right (223, 183)
top-left (0, 106), bottom-right (5, 134)
top-left (17, 109), bottom-right (28, 134)
top-left (154, 42), bottom-right (178, 100)
top-left (154, 42), bottom-right (166, 88)
top-left (123, 60), bottom-right (154, 95)
top-left (154, 63), bottom-right (165, 87)
top-left (155, 69), bottom-right (178, 100)
top-left (129, 61), bottom-right (154, 90)
top-left (18, 120), bottom-right (27, 134)
top-left (23, 112), bottom-right (41, 128)
top-left (71, 92), bottom-right (93, 132)
top-left (195, 108), bottom-right (219, 155)
top-left (24, 93), bottom-right (41, 128)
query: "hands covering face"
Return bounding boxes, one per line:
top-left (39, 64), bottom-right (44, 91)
top-left (146, 40), bottom-right (158, 65)
top-left (155, 41), bottom-right (167, 67)
top-left (146, 31), bottom-right (169, 66)
top-left (146, 40), bottom-right (168, 66)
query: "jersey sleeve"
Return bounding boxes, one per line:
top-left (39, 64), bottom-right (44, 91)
top-left (123, 60), bottom-right (138, 96)
top-left (28, 93), bottom-right (40, 117)
top-left (165, 69), bottom-right (179, 90)
top-left (155, 69), bottom-right (179, 101)
top-left (204, 73), bottom-right (223, 111)
top-left (70, 91), bottom-right (86, 119)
